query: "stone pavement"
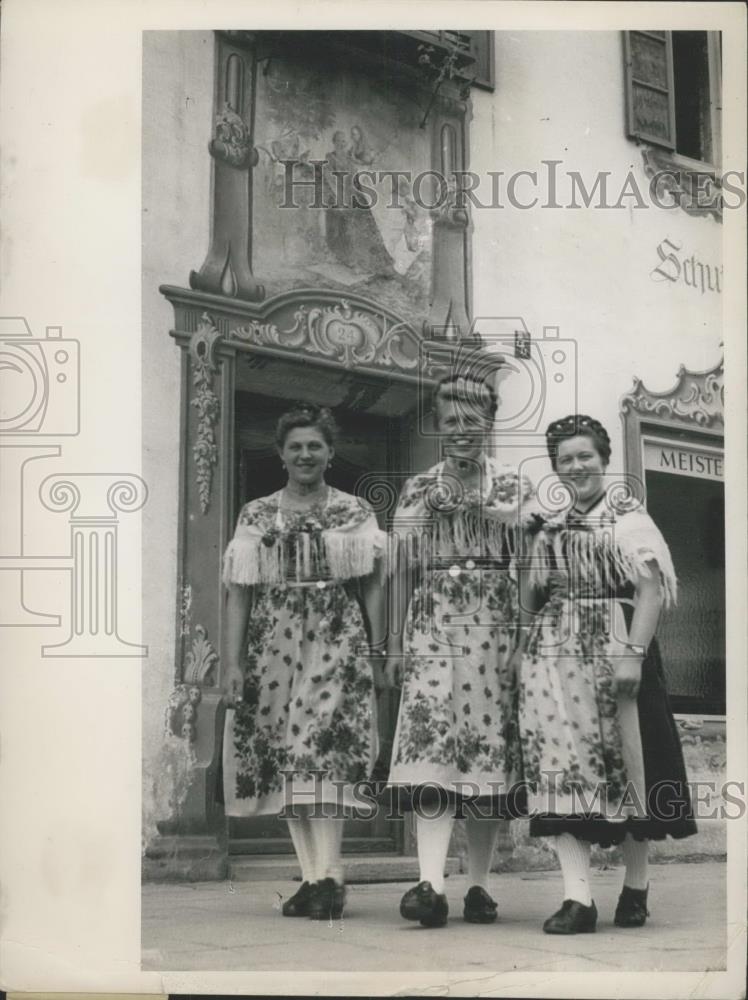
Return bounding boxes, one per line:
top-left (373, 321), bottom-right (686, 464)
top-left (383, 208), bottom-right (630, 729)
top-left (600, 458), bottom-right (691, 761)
top-left (142, 860), bottom-right (726, 974)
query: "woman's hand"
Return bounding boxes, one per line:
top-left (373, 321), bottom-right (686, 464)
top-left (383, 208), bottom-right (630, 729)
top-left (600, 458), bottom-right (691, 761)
top-left (224, 662), bottom-right (245, 706)
top-left (384, 654), bottom-right (405, 689)
top-left (367, 651), bottom-right (388, 696)
top-left (381, 639), bottom-right (406, 689)
top-left (614, 653), bottom-right (643, 699)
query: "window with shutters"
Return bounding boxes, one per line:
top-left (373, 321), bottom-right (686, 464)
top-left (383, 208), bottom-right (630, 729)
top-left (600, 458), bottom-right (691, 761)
top-left (400, 30), bottom-right (495, 90)
top-left (624, 30), bottom-right (721, 168)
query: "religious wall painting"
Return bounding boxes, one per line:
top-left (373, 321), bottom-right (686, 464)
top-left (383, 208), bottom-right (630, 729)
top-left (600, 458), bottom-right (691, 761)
top-left (253, 54), bottom-right (435, 328)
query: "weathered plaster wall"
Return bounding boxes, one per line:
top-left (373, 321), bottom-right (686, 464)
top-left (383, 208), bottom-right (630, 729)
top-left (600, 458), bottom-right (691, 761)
top-left (141, 30), bottom-right (214, 849)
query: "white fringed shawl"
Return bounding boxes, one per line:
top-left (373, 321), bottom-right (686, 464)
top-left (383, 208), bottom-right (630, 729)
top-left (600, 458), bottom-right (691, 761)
top-left (222, 488), bottom-right (388, 587)
top-left (528, 499), bottom-right (678, 608)
top-left (391, 458), bottom-right (535, 565)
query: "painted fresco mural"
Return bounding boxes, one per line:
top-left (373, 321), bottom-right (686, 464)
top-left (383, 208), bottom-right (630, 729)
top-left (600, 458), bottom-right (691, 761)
top-left (253, 53), bottom-right (435, 328)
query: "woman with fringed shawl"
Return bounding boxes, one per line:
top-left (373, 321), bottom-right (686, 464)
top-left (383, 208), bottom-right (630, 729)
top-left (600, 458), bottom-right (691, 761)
top-left (518, 414), bottom-right (696, 936)
top-left (221, 403), bottom-right (387, 922)
top-left (385, 372), bottom-right (534, 928)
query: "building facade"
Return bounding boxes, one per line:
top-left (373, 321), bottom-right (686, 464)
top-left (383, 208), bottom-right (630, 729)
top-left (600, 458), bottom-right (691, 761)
top-left (142, 29), bottom-right (725, 879)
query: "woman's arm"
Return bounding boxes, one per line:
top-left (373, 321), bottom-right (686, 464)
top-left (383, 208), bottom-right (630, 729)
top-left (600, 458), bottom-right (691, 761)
top-left (614, 562), bottom-right (663, 698)
top-left (224, 583), bottom-right (252, 703)
top-left (628, 565), bottom-right (664, 648)
top-left (360, 569), bottom-right (387, 694)
top-left (361, 569), bottom-right (386, 651)
top-left (513, 563), bottom-right (544, 654)
top-left (384, 536), bottom-right (415, 686)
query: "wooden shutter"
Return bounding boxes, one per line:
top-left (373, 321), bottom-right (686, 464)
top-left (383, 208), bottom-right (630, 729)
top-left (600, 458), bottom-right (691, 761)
top-left (623, 31), bottom-right (676, 149)
top-left (706, 32), bottom-right (722, 167)
top-left (467, 32), bottom-right (495, 91)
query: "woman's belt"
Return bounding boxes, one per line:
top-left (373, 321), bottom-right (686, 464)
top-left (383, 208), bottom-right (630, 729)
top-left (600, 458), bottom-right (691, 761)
top-left (544, 593), bottom-right (636, 606)
top-left (427, 556), bottom-right (513, 573)
top-left (271, 577), bottom-right (340, 589)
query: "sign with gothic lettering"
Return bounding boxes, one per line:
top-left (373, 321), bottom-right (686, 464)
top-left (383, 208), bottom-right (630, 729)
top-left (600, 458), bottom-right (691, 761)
top-left (651, 237), bottom-right (723, 294)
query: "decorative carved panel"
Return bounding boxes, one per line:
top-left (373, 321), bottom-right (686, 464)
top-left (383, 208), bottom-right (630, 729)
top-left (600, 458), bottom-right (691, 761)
top-left (163, 285), bottom-right (462, 383)
top-left (641, 147), bottom-right (722, 223)
top-left (184, 624), bottom-right (220, 686)
top-left (230, 296), bottom-right (423, 373)
top-left (621, 359), bottom-right (724, 428)
top-left (165, 682), bottom-right (203, 743)
top-left (189, 317), bottom-right (222, 513)
top-left (190, 38), bottom-right (265, 301)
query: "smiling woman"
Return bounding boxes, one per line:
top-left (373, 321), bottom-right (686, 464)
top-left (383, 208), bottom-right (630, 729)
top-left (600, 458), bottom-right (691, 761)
top-left (517, 413), bottom-right (696, 936)
top-left (221, 402), bottom-right (388, 922)
top-left (385, 371), bottom-right (534, 929)
top-left (552, 417), bottom-right (611, 508)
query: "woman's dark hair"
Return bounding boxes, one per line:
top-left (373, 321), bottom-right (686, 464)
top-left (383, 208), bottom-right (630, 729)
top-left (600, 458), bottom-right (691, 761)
top-left (276, 403), bottom-right (338, 449)
top-left (545, 414), bottom-right (611, 469)
top-left (432, 371), bottom-right (498, 422)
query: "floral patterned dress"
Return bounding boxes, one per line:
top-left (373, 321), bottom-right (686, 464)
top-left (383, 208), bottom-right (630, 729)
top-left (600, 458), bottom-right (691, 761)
top-left (387, 458), bottom-right (534, 809)
top-left (519, 493), bottom-right (696, 846)
top-left (221, 488), bottom-right (387, 817)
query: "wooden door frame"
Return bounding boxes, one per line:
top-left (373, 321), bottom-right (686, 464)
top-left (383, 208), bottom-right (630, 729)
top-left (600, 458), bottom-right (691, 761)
top-left (154, 283), bottom-right (459, 872)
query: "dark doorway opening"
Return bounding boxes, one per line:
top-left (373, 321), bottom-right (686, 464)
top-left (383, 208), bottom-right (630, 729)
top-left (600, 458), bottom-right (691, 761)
top-left (646, 468), bottom-right (725, 715)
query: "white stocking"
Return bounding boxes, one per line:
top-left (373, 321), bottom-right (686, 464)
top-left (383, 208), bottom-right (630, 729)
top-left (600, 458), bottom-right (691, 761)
top-left (465, 816), bottom-right (500, 892)
top-left (622, 833), bottom-right (649, 890)
top-left (553, 833), bottom-right (593, 906)
top-left (286, 812), bottom-right (316, 884)
top-left (308, 816), bottom-right (345, 884)
top-left (416, 811), bottom-right (455, 894)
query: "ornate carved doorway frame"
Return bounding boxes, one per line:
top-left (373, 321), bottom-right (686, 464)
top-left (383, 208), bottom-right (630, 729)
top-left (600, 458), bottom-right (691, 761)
top-left (155, 283), bottom-right (461, 873)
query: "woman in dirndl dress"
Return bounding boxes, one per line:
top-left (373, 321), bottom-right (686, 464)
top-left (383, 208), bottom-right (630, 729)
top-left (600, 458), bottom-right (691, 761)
top-left (385, 372), bottom-right (533, 928)
top-left (222, 403), bottom-right (387, 921)
top-left (518, 414), bottom-right (696, 934)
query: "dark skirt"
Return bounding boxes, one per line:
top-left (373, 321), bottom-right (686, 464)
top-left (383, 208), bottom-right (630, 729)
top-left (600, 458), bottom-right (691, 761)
top-left (530, 620), bottom-right (698, 847)
top-left (366, 745), bottom-right (527, 819)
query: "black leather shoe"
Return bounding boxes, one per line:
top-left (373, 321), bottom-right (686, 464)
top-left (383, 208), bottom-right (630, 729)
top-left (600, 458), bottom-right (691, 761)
top-left (614, 885), bottom-right (649, 927)
top-left (463, 885), bottom-right (498, 924)
top-left (308, 877), bottom-right (346, 920)
top-left (400, 880), bottom-right (449, 927)
top-left (281, 880), bottom-right (314, 917)
top-left (543, 898), bottom-right (597, 934)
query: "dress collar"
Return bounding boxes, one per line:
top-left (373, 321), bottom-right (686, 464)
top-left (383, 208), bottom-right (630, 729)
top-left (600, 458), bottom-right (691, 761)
top-left (436, 453), bottom-right (495, 502)
top-left (570, 489), bottom-right (607, 517)
top-left (275, 485), bottom-right (333, 527)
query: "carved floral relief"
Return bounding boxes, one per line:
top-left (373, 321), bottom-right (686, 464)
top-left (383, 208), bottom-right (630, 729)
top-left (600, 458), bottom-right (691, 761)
top-left (621, 360), bottom-right (724, 428)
